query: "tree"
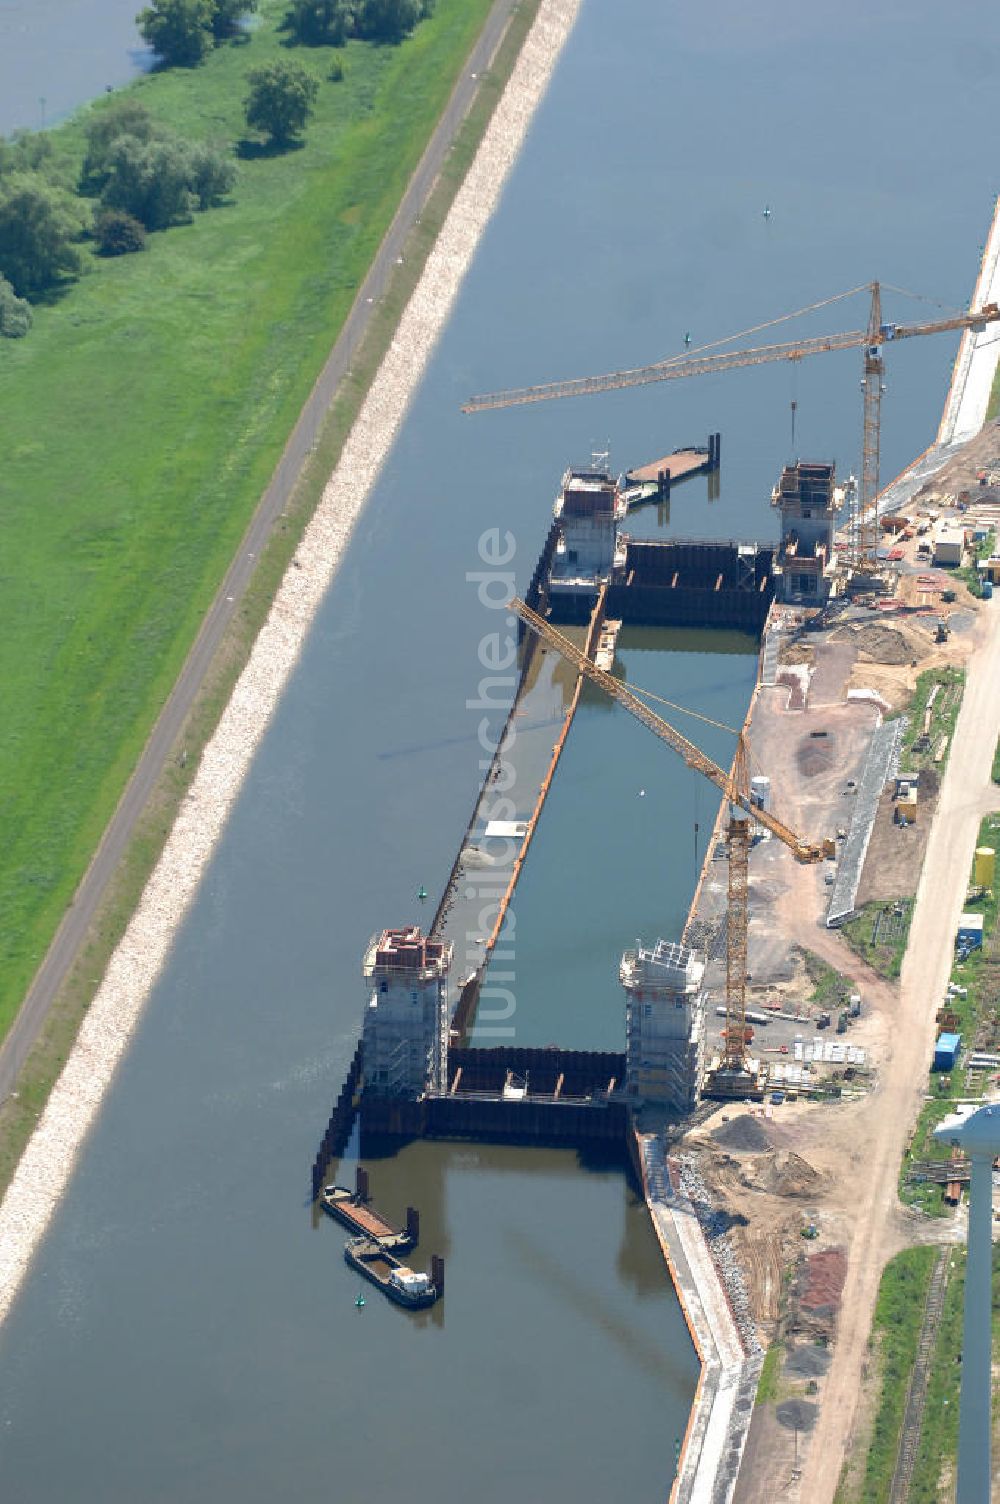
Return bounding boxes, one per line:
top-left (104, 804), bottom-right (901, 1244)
top-left (285, 0), bottom-right (354, 44)
top-left (0, 130), bottom-right (54, 180)
top-left (81, 100), bottom-right (157, 189)
top-left (137, 0), bottom-right (216, 66)
top-left (0, 176), bottom-right (84, 296)
top-left (93, 206), bottom-right (147, 256)
top-left (0, 273), bottom-right (32, 337)
top-left (244, 62), bottom-right (319, 147)
top-left (355, 0), bottom-right (426, 42)
top-left (189, 142), bottom-right (236, 209)
top-left (100, 136), bottom-right (197, 230)
top-left (210, 0), bottom-right (257, 38)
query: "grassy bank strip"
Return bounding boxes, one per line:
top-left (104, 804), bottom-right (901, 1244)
top-left (992, 734), bottom-right (1000, 785)
top-left (899, 812), bottom-right (1000, 1215)
top-left (852, 1246), bottom-right (937, 1504)
top-left (958, 529), bottom-right (996, 596)
top-left (0, 0), bottom-right (501, 1040)
top-left (841, 900), bottom-right (912, 980)
top-left (899, 666), bottom-right (965, 773)
top-left (0, 0), bottom-right (545, 1198)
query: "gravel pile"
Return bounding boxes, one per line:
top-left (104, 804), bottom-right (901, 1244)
top-left (0, 0), bottom-right (583, 1330)
top-left (785, 1343), bottom-right (831, 1378)
top-left (776, 1398), bottom-right (818, 1432)
top-left (712, 1115), bottom-right (771, 1153)
top-left (679, 1155), bottom-right (763, 1356)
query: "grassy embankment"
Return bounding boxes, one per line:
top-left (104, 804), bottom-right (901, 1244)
top-left (0, 0), bottom-right (543, 1191)
top-left (897, 813), bottom-right (1000, 1216)
top-left (834, 1246), bottom-right (937, 1504)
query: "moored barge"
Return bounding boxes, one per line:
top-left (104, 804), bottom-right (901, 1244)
top-left (344, 1237), bottom-right (439, 1310)
top-left (321, 1184), bottom-right (417, 1251)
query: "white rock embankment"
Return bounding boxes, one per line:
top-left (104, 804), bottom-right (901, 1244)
top-left (0, 0), bottom-right (582, 1326)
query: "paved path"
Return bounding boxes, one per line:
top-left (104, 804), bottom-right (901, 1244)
top-left (0, 0), bottom-right (522, 1105)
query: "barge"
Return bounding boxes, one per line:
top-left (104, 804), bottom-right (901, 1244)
top-left (344, 1237), bottom-right (439, 1310)
top-left (321, 1183), bottom-right (417, 1251)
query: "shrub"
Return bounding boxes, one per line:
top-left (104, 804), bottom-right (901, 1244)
top-left (82, 100), bottom-right (158, 189)
top-left (93, 206), bottom-right (148, 256)
top-left (189, 142), bottom-right (236, 209)
top-left (0, 175), bottom-right (84, 296)
top-left (100, 135), bottom-right (197, 230)
top-left (0, 130), bottom-right (55, 180)
top-left (0, 273), bottom-right (32, 337)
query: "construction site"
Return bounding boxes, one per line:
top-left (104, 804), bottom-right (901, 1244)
top-left (315, 227), bottom-right (1000, 1504)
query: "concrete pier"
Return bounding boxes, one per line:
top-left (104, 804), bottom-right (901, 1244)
top-left (637, 1132), bottom-right (761, 1504)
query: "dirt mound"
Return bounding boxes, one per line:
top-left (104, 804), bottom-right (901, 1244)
top-left (747, 1150), bottom-right (821, 1199)
top-left (836, 620), bottom-right (931, 666)
top-left (796, 734), bottom-right (835, 777)
top-left (802, 1247), bottom-right (848, 1311)
top-left (712, 1115), bottom-right (771, 1153)
top-left (918, 766), bottom-right (940, 797)
top-left (776, 1399), bottom-right (818, 1432)
top-left (785, 1343), bottom-right (832, 1378)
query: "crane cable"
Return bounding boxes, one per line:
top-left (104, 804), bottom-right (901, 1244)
top-left (658, 283), bottom-right (872, 369)
top-left (625, 682), bottom-right (738, 736)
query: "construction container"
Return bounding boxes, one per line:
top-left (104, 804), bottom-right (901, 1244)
top-left (957, 913), bottom-right (985, 950)
top-left (750, 775), bottom-right (771, 811)
top-left (934, 1032), bottom-right (961, 1072)
top-left (895, 788), bottom-right (918, 824)
top-left (974, 847), bottom-right (996, 887)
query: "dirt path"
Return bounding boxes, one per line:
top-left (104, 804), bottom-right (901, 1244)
top-left (796, 603), bottom-right (1000, 1503)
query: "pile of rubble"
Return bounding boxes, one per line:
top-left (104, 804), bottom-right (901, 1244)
top-left (679, 1155), bottom-right (762, 1355)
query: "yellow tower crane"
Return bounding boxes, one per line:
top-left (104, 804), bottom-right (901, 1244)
top-left (512, 596), bottom-right (834, 1098)
top-left (466, 284), bottom-right (1000, 571)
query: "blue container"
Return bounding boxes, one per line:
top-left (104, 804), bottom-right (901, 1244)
top-left (983, 579), bottom-right (993, 600)
top-left (933, 1032), bottom-right (961, 1071)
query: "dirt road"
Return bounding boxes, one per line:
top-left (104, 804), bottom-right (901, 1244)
top-left (797, 602), bottom-right (1000, 1502)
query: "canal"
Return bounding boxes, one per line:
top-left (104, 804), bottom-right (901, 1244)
top-left (0, 0), bottom-right (997, 1499)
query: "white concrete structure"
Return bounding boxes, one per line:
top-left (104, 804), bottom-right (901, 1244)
top-left (620, 938), bottom-right (705, 1110)
top-left (362, 927), bottom-right (451, 1098)
top-left (934, 1103), bottom-right (1000, 1504)
top-left (770, 459), bottom-right (838, 601)
top-left (548, 461), bottom-right (627, 604)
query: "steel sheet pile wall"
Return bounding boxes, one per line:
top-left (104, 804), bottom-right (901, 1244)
top-left (607, 539), bottom-right (775, 631)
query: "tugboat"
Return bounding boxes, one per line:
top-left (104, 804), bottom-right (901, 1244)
top-left (344, 1237), bottom-right (439, 1310)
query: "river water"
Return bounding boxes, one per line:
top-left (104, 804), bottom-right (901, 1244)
top-left (0, 0), bottom-right (997, 1499)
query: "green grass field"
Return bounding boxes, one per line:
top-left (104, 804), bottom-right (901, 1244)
top-left (854, 1246), bottom-right (937, 1504)
top-left (0, 0), bottom-right (497, 1040)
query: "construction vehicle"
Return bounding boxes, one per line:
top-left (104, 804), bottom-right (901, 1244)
top-left (511, 595), bottom-right (834, 1100)
top-left (465, 284), bottom-right (1000, 573)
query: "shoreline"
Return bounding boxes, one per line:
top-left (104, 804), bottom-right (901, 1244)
top-left (0, 0), bottom-right (583, 1329)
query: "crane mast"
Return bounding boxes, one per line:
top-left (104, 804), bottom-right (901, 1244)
top-left (511, 596), bottom-right (832, 1095)
top-left (466, 286), bottom-right (1000, 573)
top-left (857, 282), bottom-right (884, 571)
